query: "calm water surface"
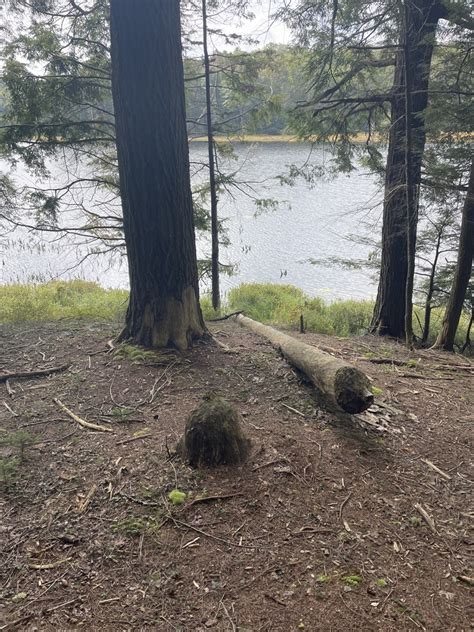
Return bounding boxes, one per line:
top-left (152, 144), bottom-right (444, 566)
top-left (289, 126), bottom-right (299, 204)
top-left (1, 143), bottom-right (382, 301)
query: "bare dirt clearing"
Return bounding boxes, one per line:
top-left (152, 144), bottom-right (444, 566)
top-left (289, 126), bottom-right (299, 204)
top-left (0, 321), bottom-right (472, 631)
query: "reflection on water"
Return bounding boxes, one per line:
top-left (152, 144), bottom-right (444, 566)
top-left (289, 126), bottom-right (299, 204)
top-left (0, 143), bottom-right (382, 301)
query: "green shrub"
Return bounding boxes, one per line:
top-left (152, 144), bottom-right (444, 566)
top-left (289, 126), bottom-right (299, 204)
top-left (412, 305), bottom-right (470, 347)
top-left (228, 283), bottom-right (305, 323)
top-left (326, 300), bottom-right (373, 336)
top-left (0, 280), bottom-right (128, 323)
top-left (200, 294), bottom-right (222, 321)
top-left (227, 283), bottom-right (372, 337)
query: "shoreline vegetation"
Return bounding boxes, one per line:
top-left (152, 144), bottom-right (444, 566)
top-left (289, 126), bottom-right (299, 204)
top-left (190, 133), bottom-right (473, 143)
top-left (190, 133), bottom-right (371, 143)
top-left (0, 280), bottom-right (469, 348)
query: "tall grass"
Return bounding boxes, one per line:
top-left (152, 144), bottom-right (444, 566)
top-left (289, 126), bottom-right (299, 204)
top-left (0, 280), bottom-right (128, 323)
top-left (0, 280), bottom-right (469, 347)
top-left (222, 283), bottom-right (469, 344)
top-left (225, 283), bottom-right (374, 337)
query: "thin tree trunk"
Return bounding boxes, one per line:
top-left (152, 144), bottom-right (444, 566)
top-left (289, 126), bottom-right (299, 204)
top-left (432, 158), bottom-right (474, 351)
top-left (461, 306), bottom-right (473, 353)
top-left (370, 1), bottom-right (441, 338)
top-left (110, 0), bottom-right (206, 350)
top-left (421, 230), bottom-right (442, 344)
top-left (202, 0), bottom-right (220, 310)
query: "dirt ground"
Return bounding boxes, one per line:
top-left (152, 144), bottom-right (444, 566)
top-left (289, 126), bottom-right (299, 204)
top-left (0, 319), bottom-right (472, 631)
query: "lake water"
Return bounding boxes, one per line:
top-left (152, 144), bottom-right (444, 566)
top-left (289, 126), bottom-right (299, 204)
top-left (0, 143), bottom-right (382, 301)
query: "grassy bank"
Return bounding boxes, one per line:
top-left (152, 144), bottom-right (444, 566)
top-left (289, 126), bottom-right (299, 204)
top-left (202, 283), bottom-right (470, 346)
top-left (0, 280), bottom-right (469, 346)
top-left (0, 281), bottom-right (128, 323)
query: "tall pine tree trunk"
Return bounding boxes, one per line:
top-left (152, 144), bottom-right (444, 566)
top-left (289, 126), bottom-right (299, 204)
top-left (432, 159), bottom-right (474, 351)
top-left (370, 1), bottom-right (441, 338)
top-left (110, 0), bottom-right (206, 350)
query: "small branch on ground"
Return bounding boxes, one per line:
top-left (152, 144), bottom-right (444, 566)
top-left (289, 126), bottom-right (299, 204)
top-left (116, 433), bottom-right (152, 445)
top-left (78, 484), bottom-right (97, 513)
top-left (281, 403), bottom-right (305, 417)
top-left (339, 491), bottom-right (353, 520)
top-left (414, 503), bottom-right (437, 533)
top-left (0, 365), bottom-right (70, 383)
top-left (183, 492), bottom-right (243, 510)
top-left (3, 401), bottom-right (18, 417)
top-left (5, 380), bottom-right (15, 397)
top-left (212, 337), bottom-right (240, 354)
top-left (29, 557), bottom-right (71, 570)
top-left (421, 458), bottom-right (452, 480)
top-left (208, 311), bottom-right (243, 322)
top-left (53, 398), bottom-right (114, 433)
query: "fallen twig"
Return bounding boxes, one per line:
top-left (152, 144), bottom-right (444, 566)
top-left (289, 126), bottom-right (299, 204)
top-left (264, 593), bottom-right (287, 607)
top-left (116, 432), bottom-right (152, 445)
top-left (339, 491), bottom-right (353, 521)
top-left (361, 357), bottom-right (415, 367)
top-left (183, 492), bottom-right (243, 509)
top-left (5, 380), bottom-right (15, 397)
top-left (116, 491), bottom-right (161, 507)
top-left (213, 337), bottom-right (239, 354)
top-left (379, 587), bottom-right (395, 611)
top-left (252, 458), bottom-right (288, 471)
top-left (46, 597), bottom-right (79, 613)
top-left (98, 597), bottom-right (121, 605)
top-left (398, 374), bottom-right (455, 381)
top-left (78, 484), bottom-right (97, 513)
top-left (53, 398), bottom-right (114, 433)
top-left (2, 401), bottom-right (18, 417)
top-left (221, 601), bottom-right (237, 632)
top-left (292, 526), bottom-right (333, 536)
top-left (414, 503), bottom-right (437, 533)
top-left (29, 557), bottom-right (71, 570)
top-left (421, 458), bottom-right (452, 481)
top-left (208, 311), bottom-right (243, 322)
top-left (281, 403), bottom-right (305, 417)
top-left (0, 614), bottom-right (33, 631)
top-left (0, 365), bottom-right (69, 383)
top-left (170, 515), bottom-right (262, 549)
top-left (149, 360), bottom-right (178, 403)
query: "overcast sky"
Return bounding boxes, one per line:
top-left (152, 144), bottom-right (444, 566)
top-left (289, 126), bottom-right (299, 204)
top-left (208, 0), bottom-right (293, 50)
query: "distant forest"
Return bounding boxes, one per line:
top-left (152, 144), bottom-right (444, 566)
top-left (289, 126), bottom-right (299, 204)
top-left (184, 45), bottom-right (310, 137)
top-left (0, 45), bottom-right (310, 136)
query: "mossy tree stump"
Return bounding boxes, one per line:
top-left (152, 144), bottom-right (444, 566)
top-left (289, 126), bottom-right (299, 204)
top-left (178, 394), bottom-right (250, 467)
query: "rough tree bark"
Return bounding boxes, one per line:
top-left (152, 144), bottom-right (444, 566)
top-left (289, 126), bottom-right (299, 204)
top-left (432, 158), bottom-right (474, 351)
top-left (110, 0), bottom-right (206, 350)
top-left (370, 1), bottom-right (442, 338)
top-left (234, 314), bottom-right (374, 414)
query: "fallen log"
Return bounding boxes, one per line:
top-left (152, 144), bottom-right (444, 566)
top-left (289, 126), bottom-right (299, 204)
top-left (0, 364), bottom-right (70, 383)
top-left (233, 314), bottom-right (374, 414)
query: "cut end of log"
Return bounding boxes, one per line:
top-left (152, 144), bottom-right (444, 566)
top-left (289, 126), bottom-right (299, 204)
top-left (334, 367), bottom-right (374, 414)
